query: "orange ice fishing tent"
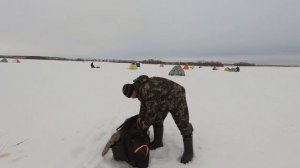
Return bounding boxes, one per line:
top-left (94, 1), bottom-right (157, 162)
top-left (183, 64), bottom-right (189, 70)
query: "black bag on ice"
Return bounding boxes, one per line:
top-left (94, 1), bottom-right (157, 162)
top-left (111, 115), bottom-right (150, 168)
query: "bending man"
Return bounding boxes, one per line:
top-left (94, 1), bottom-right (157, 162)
top-left (122, 75), bottom-right (194, 164)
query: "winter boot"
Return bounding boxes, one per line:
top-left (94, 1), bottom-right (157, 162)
top-left (149, 125), bottom-right (163, 150)
top-left (180, 134), bottom-right (194, 164)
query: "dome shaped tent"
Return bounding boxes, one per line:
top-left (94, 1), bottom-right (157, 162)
top-left (136, 62), bottom-right (141, 67)
top-left (168, 65), bottom-right (185, 76)
top-left (12, 59), bottom-right (21, 63)
top-left (224, 67), bottom-right (230, 71)
top-left (183, 64), bottom-right (189, 70)
top-left (128, 63), bottom-right (138, 70)
top-left (1, 58), bottom-right (8, 63)
top-left (229, 67), bottom-right (239, 72)
top-left (224, 67), bottom-right (239, 72)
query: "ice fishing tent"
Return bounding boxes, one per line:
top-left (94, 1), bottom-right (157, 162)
top-left (212, 66), bottom-right (218, 70)
top-left (229, 67), bottom-right (239, 72)
top-left (190, 65), bottom-right (195, 69)
top-left (225, 67), bottom-right (239, 72)
top-left (0, 58), bottom-right (8, 63)
top-left (12, 59), bottom-right (21, 63)
top-left (128, 63), bottom-right (138, 70)
top-left (168, 65), bottom-right (185, 76)
top-left (136, 62), bottom-right (141, 67)
top-left (183, 64), bottom-right (189, 70)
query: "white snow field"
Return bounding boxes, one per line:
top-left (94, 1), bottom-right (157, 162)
top-left (1, 59), bottom-right (300, 168)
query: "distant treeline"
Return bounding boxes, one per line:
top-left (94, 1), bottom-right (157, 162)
top-left (86, 59), bottom-right (258, 67)
top-left (1, 55), bottom-right (298, 67)
top-left (108, 59), bottom-right (226, 67)
top-left (0, 55), bottom-right (71, 61)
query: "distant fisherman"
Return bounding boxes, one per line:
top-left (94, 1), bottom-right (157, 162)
top-left (91, 62), bottom-right (95, 68)
top-left (122, 75), bottom-right (194, 164)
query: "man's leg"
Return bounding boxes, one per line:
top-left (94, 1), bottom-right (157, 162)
top-left (149, 122), bottom-right (164, 150)
top-left (170, 96), bottom-right (194, 164)
top-left (149, 112), bottom-right (168, 150)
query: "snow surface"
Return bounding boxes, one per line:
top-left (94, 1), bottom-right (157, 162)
top-left (1, 60), bottom-right (300, 168)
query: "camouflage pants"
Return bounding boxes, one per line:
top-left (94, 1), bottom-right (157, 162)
top-left (153, 95), bottom-right (193, 136)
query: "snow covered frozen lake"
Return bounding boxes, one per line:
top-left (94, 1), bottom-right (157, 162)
top-left (1, 59), bottom-right (300, 168)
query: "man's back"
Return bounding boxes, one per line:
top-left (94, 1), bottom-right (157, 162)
top-left (134, 75), bottom-right (185, 101)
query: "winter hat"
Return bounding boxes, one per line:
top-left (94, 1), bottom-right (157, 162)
top-left (122, 84), bottom-right (134, 98)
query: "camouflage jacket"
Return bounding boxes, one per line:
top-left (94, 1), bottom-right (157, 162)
top-left (133, 75), bottom-right (185, 125)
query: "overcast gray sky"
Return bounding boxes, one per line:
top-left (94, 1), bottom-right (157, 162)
top-left (1, 0), bottom-right (299, 65)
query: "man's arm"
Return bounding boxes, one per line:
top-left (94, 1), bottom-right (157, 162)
top-left (143, 100), bottom-right (158, 126)
top-left (137, 102), bottom-right (153, 129)
top-left (139, 102), bottom-right (147, 120)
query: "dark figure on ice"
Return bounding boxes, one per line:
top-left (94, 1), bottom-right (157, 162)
top-left (236, 66), bottom-right (240, 72)
top-left (122, 75), bottom-right (194, 164)
top-left (91, 62), bottom-right (100, 68)
top-left (91, 62), bottom-right (95, 68)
